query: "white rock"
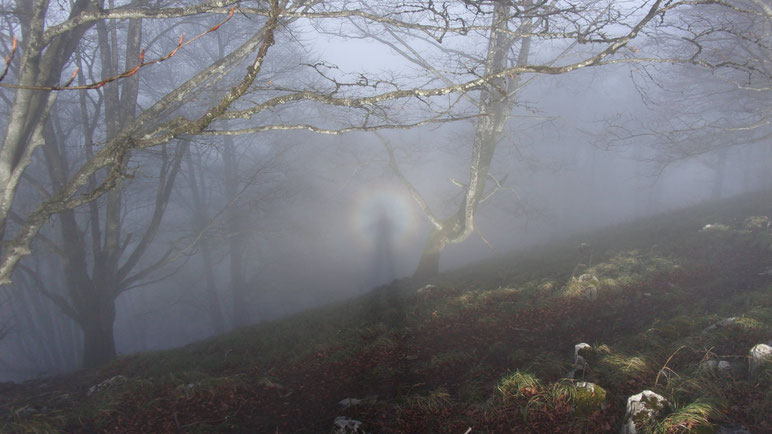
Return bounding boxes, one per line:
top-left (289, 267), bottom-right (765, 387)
top-left (583, 285), bottom-right (598, 301)
top-left (620, 390), bottom-right (670, 434)
top-left (417, 284), bottom-right (437, 294)
top-left (87, 375), bottom-right (128, 396)
top-left (578, 273), bottom-right (598, 283)
top-left (574, 343), bottom-right (592, 366)
top-left (334, 416), bottom-right (364, 433)
top-left (702, 317), bottom-right (739, 333)
top-left (749, 343), bottom-right (772, 375)
top-left (339, 398), bottom-right (361, 408)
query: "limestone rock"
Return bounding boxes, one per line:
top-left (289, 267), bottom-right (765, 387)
top-left (334, 416), bottom-right (364, 433)
top-left (573, 381), bottom-right (606, 419)
top-left (749, 343), bottom-right (772, 375)
top-left (574, 343), bottom-right (592, 366)
top-left (702, 317), bottom-right (740, 333)
top-left (701, 223), bottom-right (730, 232)
top-left (417, 284), bottom-right (437, 294)
top-left (339, 398), bottom-right (361, 408)
top-left (620, 390), bottom-right (670, 434)
top-left (568, 343), bottom-right (592, 379)
top-left (87, 375), bottom-right (128, 396)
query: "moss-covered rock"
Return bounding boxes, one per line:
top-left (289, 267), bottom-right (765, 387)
top-left (621, 390), bottom-right (670, 434)
top-left (572, 381), bottom-right (606, 419)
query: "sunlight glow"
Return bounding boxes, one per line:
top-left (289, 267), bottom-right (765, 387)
top-left (350, 186), bottom-right (419, 250)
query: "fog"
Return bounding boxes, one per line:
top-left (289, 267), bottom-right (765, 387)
top-left (0, 0), bottom-right (769, 383)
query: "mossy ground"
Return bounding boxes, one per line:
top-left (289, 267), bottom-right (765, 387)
top-left (2, 190), bottom-right (772, 433)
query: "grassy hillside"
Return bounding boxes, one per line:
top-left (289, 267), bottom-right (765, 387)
top-left (2, 191), bottom-right (772, 433)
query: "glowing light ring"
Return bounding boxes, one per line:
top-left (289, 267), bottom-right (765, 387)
top-left (350, 186), bottom-right (418, 250)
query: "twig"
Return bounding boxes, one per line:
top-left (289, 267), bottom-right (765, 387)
top-left (0, 8), bottom-right (235, 91)
top-left (0, 36), bottom-right (17, 82)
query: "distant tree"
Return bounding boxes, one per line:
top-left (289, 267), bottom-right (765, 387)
top-left (604, 0), bottom-right (771, 196)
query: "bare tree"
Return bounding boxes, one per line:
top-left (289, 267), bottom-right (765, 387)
top-left (354, 0), bottom-right (716, 278)
top-left (603, 0), bottom-right (771, 192)
top-left (0, 0), bottom-right (726, 286)
top-left (0, 0), bottom-right (758, 370)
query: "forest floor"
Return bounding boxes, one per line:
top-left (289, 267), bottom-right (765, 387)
top-left (2, 190), bottom-right (772, 433)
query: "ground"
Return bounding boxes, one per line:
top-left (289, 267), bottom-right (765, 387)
top-left (2, 190), bottom-right (772, 433)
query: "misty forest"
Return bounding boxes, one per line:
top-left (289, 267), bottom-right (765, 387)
top-left (0, 0), bottom-right (770, 432)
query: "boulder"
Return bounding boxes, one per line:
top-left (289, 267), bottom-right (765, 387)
top-left (620, 390), bottom-right (670, 434)
top-left (574, 343), bottom-right (592, 366)
top-left (334, 416), bottom-right (364, 433)
top-left (572, 381), bottom-right (606, 419)
top-left (568, 343), bottom-right (592, 379)
top-left (749, 343), bottom-right (772, 375)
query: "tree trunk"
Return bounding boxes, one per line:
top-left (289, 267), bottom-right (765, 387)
top-left (413, 227), bottom-right (448, 280)
top-left (711, 149), bottom-right (728, 201)
top-left (81, 299), bottom-right (116, 369)
top-left (410, 2), bottom-right (522, 280)
top-left (222, 136), bottom-right (248, 328)
top-left (186, 151), bottom-right (226, 334)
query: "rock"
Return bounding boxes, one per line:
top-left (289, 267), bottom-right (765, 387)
top-left (584, 285), bottom-right (598, 301)
top-left (699, 359), bottom-right (742, 377)
top-left (578, 273), bottom-right (598, 283)
top-left (700, 359), bottom-right (719, 374)
top-left (620, 390), bottom-right (670, 434)
top-left (759, 266), bottom-right (772, 276)
top-left (574, 343), bottom-right (592, 366)
top-left (573, 381), bottom-right (606, 419)
top-left (749, 343), bottom-right (772, 375)
top-left (334, 416), bottom-right (364, 433)
top-left (339, 398), bottom-right (361, 408)
top-left (701, 223), bottom-right (730, 232)
top-left (567, 343), bottom-right (592, 379)
top-left (717, 360), bottom-right (732, 373)
top-left (416, 284), bottom-right (437, 294)
top-left (87, 375), bottom-right (128, 396)
top-left (716, 423), bottom-right (752, 434)
top-left (702, 317), bottom-right (740, 333)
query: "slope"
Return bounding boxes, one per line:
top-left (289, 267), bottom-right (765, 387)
top-left (2, 190), bottom-right (772, 433)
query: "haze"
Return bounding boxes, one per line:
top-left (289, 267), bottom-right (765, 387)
top-left (0, 0), bottom-right (769, 390)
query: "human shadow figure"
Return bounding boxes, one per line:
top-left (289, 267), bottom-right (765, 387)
top-left (363, 208), bottom-right (412, 398)
top-left (370, 208), bottom-right (396, 289)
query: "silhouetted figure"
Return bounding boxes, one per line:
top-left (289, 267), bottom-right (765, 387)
top-left (363, 208), bottom-right (411, 398)
top-left (370, 209), bottom-right (396, 288)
